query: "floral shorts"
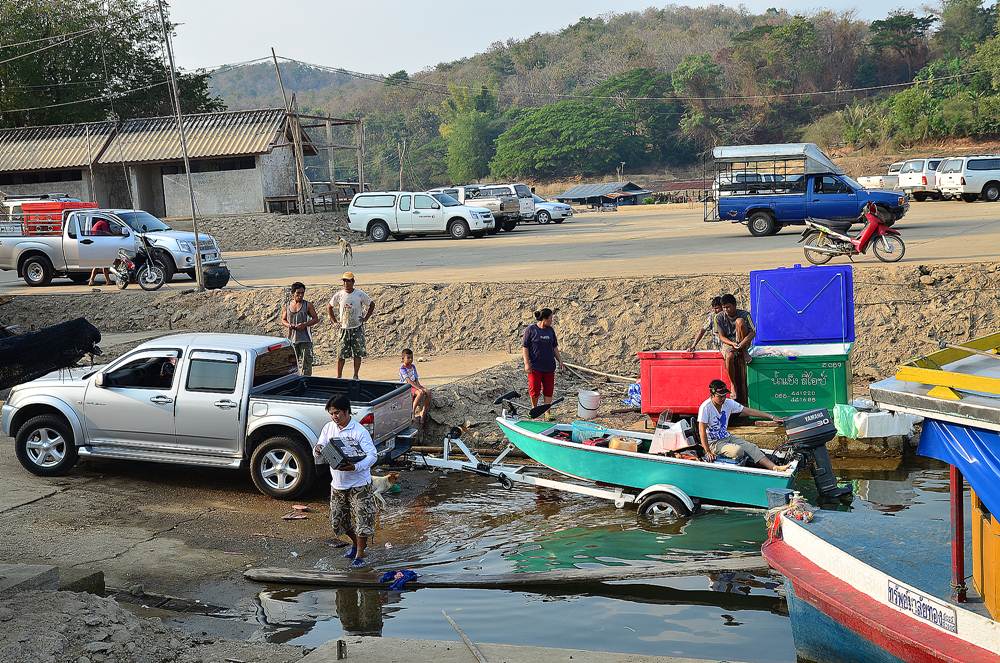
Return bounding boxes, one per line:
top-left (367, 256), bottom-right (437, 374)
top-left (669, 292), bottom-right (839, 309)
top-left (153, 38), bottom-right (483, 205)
top-left (338, 326), bottom-right (367, 359)
top-left (329, 482), bottom-right (377, 537)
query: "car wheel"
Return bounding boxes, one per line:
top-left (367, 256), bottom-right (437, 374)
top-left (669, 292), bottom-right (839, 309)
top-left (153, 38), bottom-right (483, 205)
top-left (22, 255), bottom-right (54, 287)
top-left (155, 251), bottom-right (176, 283)
top-left (369, 221), bottom-right (390, 242)
top-left (536, 210), bottom-right (551, 224)
top-left (638, 492), bottom-right (690, 521)
top-left (15, 415), bottom-right (79, 477)
top-left (502, 220), bottom-right (518, 232)
top-left (912, 192), bottom-right (928, 202)
top-left (553, 219), bottom-right (564, 224)
top-left (486, 223), bottom-right (501, 236)
top-left (250, 436), bottom-right (315, 499)
top-left (982, 183), bottom-right (1000, 202)
top-left (962, 194), bottom-right (979, 203)
top-left (747, 211), bottom-right (776, 237)
top-left (448, 219), bottom-right (471, 239)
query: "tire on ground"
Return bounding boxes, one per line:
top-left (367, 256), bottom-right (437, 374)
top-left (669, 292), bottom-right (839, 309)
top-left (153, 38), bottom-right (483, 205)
top-left (22, 254), bottom-right (54, 287)
top-left (448, 219), bottom-right (471, 239)
top-left (982, 182), bottom-right (1000, 203)
top-left (14, 414), bottom-right (79, 477)
top-left (747, 211), bottom-right (776, 237)
top-left (249, 436), bottom-right (316, 499)
top-left (155, 250), bottom-right (176, 283)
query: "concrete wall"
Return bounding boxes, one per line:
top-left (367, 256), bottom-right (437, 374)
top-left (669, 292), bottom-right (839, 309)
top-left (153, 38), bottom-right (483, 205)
top-left (259, 146), bottom-right (296, 198)
top-left (94, 166), bottom-right (133, 209)
top-left (129, 165), bottom-right (166, 217)
top-left (162, 167), bottom-right (263, 217)
top-left (0, 170), bottom-right (90, 200)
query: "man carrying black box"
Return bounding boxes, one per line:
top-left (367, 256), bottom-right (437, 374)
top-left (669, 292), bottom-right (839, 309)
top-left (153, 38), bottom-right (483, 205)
top-left (314, 394), bottom-right (378, 569)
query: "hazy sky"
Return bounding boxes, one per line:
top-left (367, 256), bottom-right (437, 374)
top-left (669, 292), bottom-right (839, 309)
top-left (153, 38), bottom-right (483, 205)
top-left (171, 0), bottom-right (922, 73)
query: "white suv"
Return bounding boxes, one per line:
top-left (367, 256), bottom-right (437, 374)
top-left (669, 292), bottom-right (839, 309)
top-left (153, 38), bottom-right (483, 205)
top-left (938, 156), bottom-right (1000, 203)
top-left (897, 158), bottom-right (945, 201)
top-left (347, 191), bottom-right (494, 241)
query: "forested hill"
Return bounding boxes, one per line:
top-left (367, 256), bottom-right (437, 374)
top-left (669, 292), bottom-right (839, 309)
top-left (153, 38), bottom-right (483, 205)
top-left (209, 2), bottom-right (1000, 190)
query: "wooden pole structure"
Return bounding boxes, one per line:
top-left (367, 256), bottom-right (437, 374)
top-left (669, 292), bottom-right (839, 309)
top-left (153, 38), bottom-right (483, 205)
top-left (951, 466), bottom-right (968, 603)
top-left (271, 49), bottom-right (309, 214)
top-left (289, 95), bottom-right (313, 214)
top-left (357, 120), bottom-right (366, 195)
top-left (325, 118), bottom-right (339, 211)
top-left (157, 0), bottom-right (203, 290)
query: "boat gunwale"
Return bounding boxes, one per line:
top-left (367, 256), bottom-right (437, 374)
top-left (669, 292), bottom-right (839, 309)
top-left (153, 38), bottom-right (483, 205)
top-left (496, 417), bottom-right (798, 479)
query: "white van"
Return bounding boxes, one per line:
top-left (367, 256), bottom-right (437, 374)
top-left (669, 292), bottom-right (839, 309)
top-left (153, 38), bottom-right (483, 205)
top-left (938, 156), bottom-right (1000, 203)
top-left (477, 183), bottom-right (535, 221)
top-left (897, 158), bottom-right (945, 201)
top-left (347, 191), bottom-right (494, 241)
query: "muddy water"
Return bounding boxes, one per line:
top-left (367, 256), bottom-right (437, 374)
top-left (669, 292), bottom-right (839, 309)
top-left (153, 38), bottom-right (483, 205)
top-left (254, 457), bottom-right (951, 661)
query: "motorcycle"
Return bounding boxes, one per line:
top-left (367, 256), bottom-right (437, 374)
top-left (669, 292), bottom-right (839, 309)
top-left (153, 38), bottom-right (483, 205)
top-left (109, 233), bottom-right (167, 291)
top-left (799, 201), bottom-right (905, 265)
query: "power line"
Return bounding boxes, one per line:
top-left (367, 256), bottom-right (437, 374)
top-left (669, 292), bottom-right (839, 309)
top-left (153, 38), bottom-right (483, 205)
top-left (0, 81), bottom-right (168, 114)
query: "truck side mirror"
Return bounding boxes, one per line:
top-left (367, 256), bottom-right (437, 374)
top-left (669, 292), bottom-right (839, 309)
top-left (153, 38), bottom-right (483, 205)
top-left (432, 203), bottom-right (440, 209)
top-left (95, 373), bottom-right (106, 387)
top-left (119, 226), bottom-right (129, 237)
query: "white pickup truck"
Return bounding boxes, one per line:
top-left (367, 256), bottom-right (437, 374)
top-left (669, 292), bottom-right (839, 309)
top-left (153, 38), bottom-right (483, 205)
top-left (2, 333), bottom-right (416, 498)
top-left (348, 191), bottom-right (494, 241)
top-left (0, 208), bottom-right (223, 286)
top-left (896, 158), bottom-right (945, 201)
top-left (428, 185), bottom-right (519, 233)
top-left (857, 162), bottom-right (904, 191)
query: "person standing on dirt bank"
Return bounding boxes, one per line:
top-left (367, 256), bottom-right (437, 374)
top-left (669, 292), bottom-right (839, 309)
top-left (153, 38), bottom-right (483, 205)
top-left (314, 394), bottom-right (378, 569)
top-left (715, 293), bottom-right (755, 405)
top-left (328, 272), bottom-right (375, 380)
top-left (281, 282), bottom-right (320, 376)
top-left (689, 296), bottom-right (723, 352)
top-left (522, 308), bottom-right (565, 413)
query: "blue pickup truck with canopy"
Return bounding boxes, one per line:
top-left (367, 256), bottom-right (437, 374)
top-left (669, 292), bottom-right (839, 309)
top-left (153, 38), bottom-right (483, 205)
top-left (706, 143), bottom-right (909, 237)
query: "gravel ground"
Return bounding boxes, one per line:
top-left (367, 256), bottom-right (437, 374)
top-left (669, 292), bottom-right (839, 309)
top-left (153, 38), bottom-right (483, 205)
top-left (173, 212), bottom-right (365, 253)
top-left (0, 590), bottom-right (306, 663)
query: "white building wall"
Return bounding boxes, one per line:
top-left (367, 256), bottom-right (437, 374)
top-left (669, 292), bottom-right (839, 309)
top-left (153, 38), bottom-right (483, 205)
top-left (162, 168), bottom-right (264, 217)
top-left (259, 145), bottom-right (296, 198)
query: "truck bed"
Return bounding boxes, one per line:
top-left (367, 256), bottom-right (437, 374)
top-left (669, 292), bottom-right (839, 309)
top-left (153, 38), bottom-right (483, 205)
top-left (255, 376), bottom-right (404, 404)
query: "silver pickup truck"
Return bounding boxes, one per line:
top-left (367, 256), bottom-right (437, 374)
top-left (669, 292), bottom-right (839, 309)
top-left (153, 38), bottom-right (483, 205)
top-left (0, 208), bottom-right (223, 286)
top-left (429, 185), bottom-right (520, 233)
top-left (2, 333), bottom-right (416, 498)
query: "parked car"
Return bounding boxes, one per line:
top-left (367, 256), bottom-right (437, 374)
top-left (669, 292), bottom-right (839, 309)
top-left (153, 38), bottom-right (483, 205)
top-left (937, 155), bottom-right (1000, 203)
top-left (857, 161), bottom-right (905, 190)
top-left (427, 185), bottom-right (518, 233)
top-left (718, 172), bottom-right (908, 236)
top-left (476, 183), bottom-right (535, 222)
top-left (2, 333), bottom-right (417, 499)
top-left (897, 158), bottom-right (946, 201)
top-left (530, 194), bottom-right (573, 224)
top-left (347, 191), bottom-right (494, 241)
top-left (0, 207), bottom-right (223, 286)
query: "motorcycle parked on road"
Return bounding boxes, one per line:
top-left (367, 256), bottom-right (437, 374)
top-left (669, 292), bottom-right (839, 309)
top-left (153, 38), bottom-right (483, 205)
top-left (109, 233), bottom-right (167, 291)
top-left (800, 201), bottom-right (905, 265)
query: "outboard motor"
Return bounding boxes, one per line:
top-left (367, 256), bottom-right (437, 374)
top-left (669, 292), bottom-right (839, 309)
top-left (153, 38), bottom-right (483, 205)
top-left (784, 408), bottom-right (852, 501)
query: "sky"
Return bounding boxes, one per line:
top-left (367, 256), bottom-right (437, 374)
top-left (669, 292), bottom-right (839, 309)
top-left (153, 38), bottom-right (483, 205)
top-left (171, 0), bottom-right (923, 73)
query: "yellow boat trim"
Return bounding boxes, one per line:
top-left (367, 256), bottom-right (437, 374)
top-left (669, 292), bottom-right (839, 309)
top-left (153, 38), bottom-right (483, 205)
top-left (896, 332), bottom-right (1000, 398)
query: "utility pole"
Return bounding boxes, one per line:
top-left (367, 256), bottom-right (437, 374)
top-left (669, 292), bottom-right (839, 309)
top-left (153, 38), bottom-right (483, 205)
top-left (397, 139), bottom-right (406, 191)
top-left (618, 162), bottom-right (626, 183)
top-left (157, 0), bottom-right (203, 290)
top-left (325, 117), bottom-right (338, 211)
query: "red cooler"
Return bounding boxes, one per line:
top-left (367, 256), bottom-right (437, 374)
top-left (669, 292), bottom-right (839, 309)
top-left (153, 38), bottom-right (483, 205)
top-left (638, 350), bottom-right (732, 417)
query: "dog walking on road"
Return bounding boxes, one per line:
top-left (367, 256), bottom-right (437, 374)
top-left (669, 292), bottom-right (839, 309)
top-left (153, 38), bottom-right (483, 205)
top-left (338, 237), bottom-right (353, 266)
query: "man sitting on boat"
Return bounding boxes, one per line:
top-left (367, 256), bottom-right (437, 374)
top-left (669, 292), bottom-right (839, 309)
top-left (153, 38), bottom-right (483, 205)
top-left (697, 380), bottom-right (788, 471)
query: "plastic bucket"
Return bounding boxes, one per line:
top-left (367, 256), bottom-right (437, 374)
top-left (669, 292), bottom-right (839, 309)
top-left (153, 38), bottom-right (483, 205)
top-left (571, 420), bottom-right (607, 443)
top-left (577, 390), bottom-right (602, 420)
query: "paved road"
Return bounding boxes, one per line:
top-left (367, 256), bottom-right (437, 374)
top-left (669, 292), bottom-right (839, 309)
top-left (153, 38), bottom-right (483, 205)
top-left (4, 201), bottom-right (999, 293)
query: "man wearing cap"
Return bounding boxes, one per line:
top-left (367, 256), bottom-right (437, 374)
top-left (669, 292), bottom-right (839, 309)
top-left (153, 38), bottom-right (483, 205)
top-left (328, 272), bottom-right (375, 380)
top-left (697, 379), bottom-right (788, 471)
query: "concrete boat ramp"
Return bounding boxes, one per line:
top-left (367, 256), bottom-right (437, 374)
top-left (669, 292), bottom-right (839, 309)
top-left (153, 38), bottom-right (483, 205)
top-left (302, 637), bottom-right (747, 663)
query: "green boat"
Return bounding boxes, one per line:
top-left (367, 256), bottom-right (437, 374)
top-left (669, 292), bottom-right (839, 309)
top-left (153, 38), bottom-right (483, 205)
top-left (496, 417), bottom-right (799, 513)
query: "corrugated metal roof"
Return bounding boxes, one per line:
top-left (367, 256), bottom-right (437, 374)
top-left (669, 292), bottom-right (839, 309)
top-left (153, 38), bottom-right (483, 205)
top-left (0, 121), bottom-right (115, 172)
top-left (98, 109), bottom-right (299, 164)
top-left (557, 181), bottom-right (644, 199)
top-left (712, 143), bottom-right (843, 175)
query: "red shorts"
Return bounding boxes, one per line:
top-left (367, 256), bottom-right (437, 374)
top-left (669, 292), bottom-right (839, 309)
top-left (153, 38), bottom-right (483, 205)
top-left (527, 370), bottom-right (555, 400)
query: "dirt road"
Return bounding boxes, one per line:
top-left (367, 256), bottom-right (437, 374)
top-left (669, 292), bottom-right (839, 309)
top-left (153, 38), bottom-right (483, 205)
top-left (3, 200), bottom-right (998, 294)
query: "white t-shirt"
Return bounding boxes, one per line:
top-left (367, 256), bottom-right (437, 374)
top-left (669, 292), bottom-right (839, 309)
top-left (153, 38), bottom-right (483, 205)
top-left (329, 289), bottom-right (372, 329)
top-left (697, 397), bottom-right (744, 442)
top-left (314, 419), bottom-right (377, 489)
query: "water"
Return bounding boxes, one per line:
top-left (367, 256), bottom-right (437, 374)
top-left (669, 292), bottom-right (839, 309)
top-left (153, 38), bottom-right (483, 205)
top-left (254, 456), bottom-right (953, 661)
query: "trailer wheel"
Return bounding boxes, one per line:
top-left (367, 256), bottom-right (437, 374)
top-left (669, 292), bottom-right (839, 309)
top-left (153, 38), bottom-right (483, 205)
top-left (498, 473), bottom-right (514, 490)
top-left (747, 211), bottom-right (776, 237)
top-left (638, 492), bottom-right (690, 520)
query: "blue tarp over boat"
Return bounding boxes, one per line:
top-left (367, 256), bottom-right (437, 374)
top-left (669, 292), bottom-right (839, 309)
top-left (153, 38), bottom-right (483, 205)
top-left (918, 418), bottom-right (1000, 517)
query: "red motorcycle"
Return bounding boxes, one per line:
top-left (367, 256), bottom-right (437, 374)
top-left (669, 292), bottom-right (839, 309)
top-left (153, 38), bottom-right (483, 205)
top-left (800, 202), bottom-right (905, 264)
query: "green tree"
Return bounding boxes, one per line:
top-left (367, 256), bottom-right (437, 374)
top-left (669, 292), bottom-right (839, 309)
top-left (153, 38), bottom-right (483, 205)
top-left (869, 12), bottom-right (936, 78)
top-left (0, 0), bottom-right (223, 128)
top-left (934, 0), bottom-right (996, 57)
top-left (445, 110), bottom-right (498, 182)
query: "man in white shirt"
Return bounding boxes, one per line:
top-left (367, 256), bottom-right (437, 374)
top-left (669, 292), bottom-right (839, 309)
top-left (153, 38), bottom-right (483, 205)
top-left (697, 379), bottom-right (788, 471)
top-left (313, 394), bottom-right (378, 568)
top-left (328, 272), bottom-right (375, 380)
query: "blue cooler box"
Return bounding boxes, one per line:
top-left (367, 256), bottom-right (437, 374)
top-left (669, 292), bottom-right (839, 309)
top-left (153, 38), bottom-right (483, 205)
top-left (750, 264), bottom-right (854, 346)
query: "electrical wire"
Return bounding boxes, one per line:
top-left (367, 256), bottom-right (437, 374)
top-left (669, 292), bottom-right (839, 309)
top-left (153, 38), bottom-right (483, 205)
top-left (0, 80), bottom-right (169, 113)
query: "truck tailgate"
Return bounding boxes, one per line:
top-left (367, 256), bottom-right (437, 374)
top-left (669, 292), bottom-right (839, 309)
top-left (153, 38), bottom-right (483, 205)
top-left (371, 382), bottom-right (413, 441)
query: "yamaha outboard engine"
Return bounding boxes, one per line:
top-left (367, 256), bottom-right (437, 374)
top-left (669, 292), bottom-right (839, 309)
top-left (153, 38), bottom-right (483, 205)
top-left (785, 408), bottom-right (852, 501)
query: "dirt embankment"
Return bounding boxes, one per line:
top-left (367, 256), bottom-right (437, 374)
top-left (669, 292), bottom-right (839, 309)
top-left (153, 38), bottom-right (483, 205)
top-left (170, 211), bottom-right (365, 253)
top-left (5, 261), bottom-right (995, 438)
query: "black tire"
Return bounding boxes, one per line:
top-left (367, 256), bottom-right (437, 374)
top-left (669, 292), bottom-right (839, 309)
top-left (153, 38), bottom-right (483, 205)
top-left (872, 234), bottom-right (905, 263)
top-left (14, 414), bottom-right (79, 477)
top-left (747, 211), bottom-right (776, 237)
top-left (486, 224), bottom-right (501, 236)
top-left (637, 492), bottom-right (690, 520)
top-left (249, 436), bottom-right (316, 499)
top-left (22, 254), bottom-right (53, 287)
top-left (553, 219), bottom-right (564, 224)
top-left (369, 221), bottom-right (390, 242)
top-left (68, 273), bottom-right (90, 284)
top-left (873, 204), bottom-right (895, 227)
top-left (448, 219), bottom-right (470, 239)
top-left (154, 251), bottom-right (176, 283)
top-left (502, 219), bottom-right (518, 232)
top-left (912, 192), bottom-right (928, 202)
top-left (962, 194), bottom-right (979, 203)
top-left (803, 231), bottom-right (836, 265)
top-left (391, 233), bottom-right (407, 241)
top-left (536, 210), bottom-right (551, 225)
top-left (982, 183), bottom-right (1000, 203)
top-left (137, 263), bottom-right (166, 291)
